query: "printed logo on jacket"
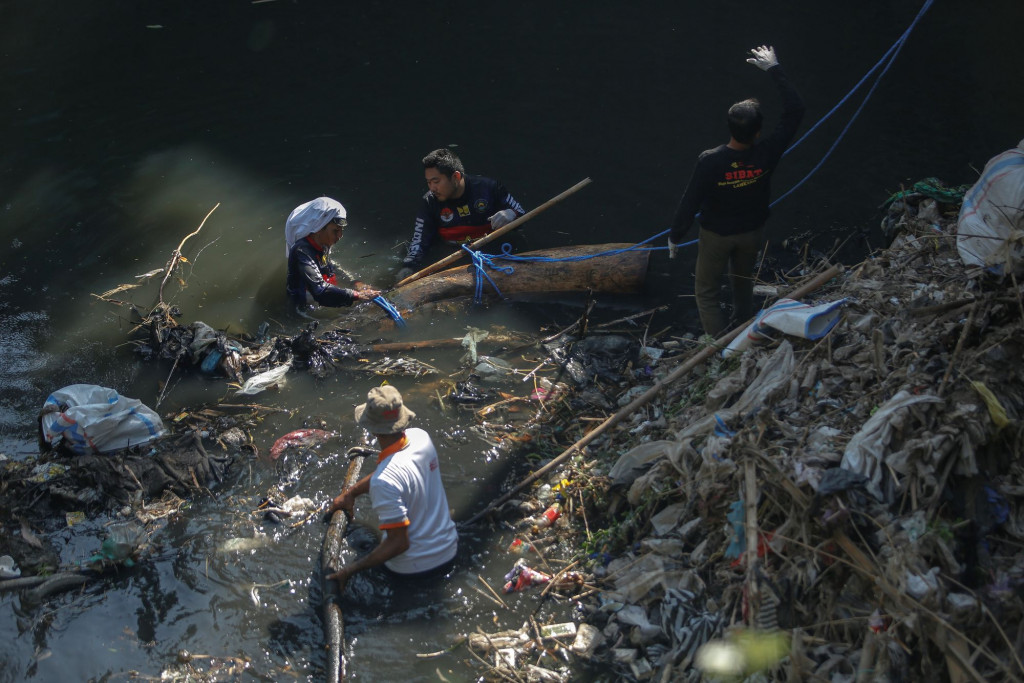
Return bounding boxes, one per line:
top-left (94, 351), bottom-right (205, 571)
top-left (719, 161), bottom-right (765, 189)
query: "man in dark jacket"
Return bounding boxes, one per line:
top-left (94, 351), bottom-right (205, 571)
top-left (668, 45), bottom-right (805, 337)
top-left (395, 148), bottom-right (526, 281)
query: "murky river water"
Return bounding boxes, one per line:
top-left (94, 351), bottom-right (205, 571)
top-left (2, 1), bottom-right (1022, 680)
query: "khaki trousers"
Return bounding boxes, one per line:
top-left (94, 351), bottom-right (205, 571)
top-left (694, 226), bottom-right (764, 337)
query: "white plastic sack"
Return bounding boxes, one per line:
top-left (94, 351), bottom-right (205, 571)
top-left (725, 298), bottom-right (846, 357)
top-left (40, 384), bottom-right (165, 454)
top-left (957, 139), bottom-right (1024, 275)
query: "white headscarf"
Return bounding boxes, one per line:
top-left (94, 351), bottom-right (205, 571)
top-left (285, 197), bottom-right (347, 256)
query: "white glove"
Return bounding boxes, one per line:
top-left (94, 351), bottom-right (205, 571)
top-left (488, 209), bottom-right (518, 229)
top-left (746, 45), bottom-right (778, 71)
top-left (667, 237), bottom-right (679, 259)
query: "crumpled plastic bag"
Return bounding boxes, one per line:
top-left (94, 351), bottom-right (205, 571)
top-left (675, 342), bottom-right (795, 443)
top-left (235, 363), bottom-right (290, 396)
top-left (460, 327), bottom-right (489, 364)
top-left (650, 502), bottom-right (689, 536)
top-left (40, 384), bottom-right (165, 455)
top-left (608, 440), bottom-right (684, 488)
top-left (839, 390), bottom-right (943, 501)
top-left (606, 554), bottom-right (702, 604)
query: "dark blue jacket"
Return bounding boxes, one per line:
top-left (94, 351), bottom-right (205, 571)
top-left (286, 237), bottom-right (358, 311)
top-left (403, 175), bottom-right (525, 267)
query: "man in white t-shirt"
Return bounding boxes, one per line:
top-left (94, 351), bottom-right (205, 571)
top-left (326, 386), bottom-right (458, 590)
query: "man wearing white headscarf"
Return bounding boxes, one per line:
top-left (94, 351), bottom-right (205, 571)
top-left (285, 197), bottom-right (379, 313)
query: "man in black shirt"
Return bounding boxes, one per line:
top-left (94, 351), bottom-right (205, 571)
top-left (668, 45), bottom-right (805, 337)
top-left (395, 148), bottom-right (526, 281)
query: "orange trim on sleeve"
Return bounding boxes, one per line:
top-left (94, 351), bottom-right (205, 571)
top-left (380, 520), bottom-right (410, 530)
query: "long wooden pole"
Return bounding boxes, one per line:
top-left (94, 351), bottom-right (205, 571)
top-left (393, 178), bottom-right (592, 288)
top-left (321, 452), bottom-right (367, 682)
top-left (460, 263), bottom-right (843, 527)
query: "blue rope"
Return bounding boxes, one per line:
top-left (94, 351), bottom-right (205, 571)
top-left (463, 245), bottom-right (514, 303)
top-left (772, 0), bottom-right (935, 206)
top-left (372, 296), bottom-right (407, 327)
top-left (459, 236), bottom-right (698, 302)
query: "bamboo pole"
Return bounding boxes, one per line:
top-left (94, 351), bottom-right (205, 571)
top-left (744, 457), bottom-right (761, 627)
top-left (394, 178), bottom-right (592, 288)
top-left (321, 452), bottom-right (368, 682)
top-left (460, 263), bottom-right (843, 527)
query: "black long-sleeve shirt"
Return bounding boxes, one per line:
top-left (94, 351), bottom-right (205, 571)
top-left (670, 64), bottom-right (804, 241)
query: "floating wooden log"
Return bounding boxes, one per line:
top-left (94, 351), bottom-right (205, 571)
top-left (389, 243), bottom-right (650, 313)
top-left (361, 332), bottom-right (532, 354)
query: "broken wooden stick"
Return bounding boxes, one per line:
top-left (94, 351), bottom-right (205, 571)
top-left (153, 203), bottom-right (220, 312)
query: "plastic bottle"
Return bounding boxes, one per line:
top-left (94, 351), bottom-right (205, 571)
top-left (537, 503), bottom-right (561, 528)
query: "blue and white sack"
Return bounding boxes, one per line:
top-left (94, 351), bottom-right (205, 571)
top-left (724, 298), bottom-right (847, 357)
top-left (40, 384), bottom-right (165, 454)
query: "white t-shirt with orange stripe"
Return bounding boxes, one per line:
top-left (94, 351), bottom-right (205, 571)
top-left (369, 427), bottom-right (458, 574)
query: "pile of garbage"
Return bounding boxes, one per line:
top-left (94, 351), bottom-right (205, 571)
top-left (466, 175), bottom-right (1024, 680)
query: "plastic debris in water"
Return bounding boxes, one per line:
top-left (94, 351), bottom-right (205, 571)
top-left (219, 532), bottom-right (271, 554)
top-left (536, 503), bottom-right (561, 528)
top-left (235, 363), bottom-right (290, 396)
top-left (503, 559), bottom-right (551, 593)
top-left (269, 428), bottom-right (334, 460)
top-left (88, 522), bottom-right (147, 568)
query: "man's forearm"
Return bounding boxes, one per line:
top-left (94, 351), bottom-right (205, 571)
top-left (331, 474), bottom-right (372, 510)
top-left (344, 529), bottom-right (409, 575)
